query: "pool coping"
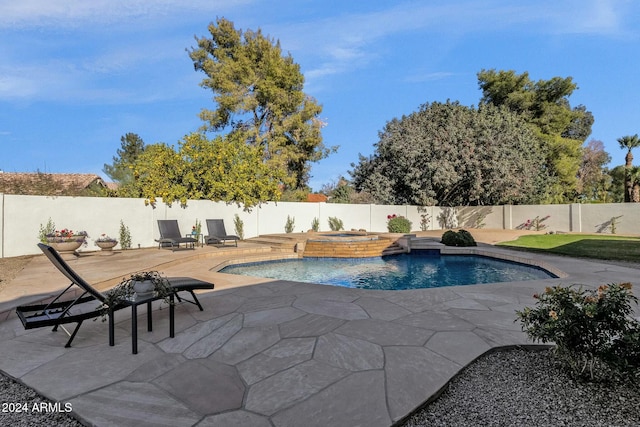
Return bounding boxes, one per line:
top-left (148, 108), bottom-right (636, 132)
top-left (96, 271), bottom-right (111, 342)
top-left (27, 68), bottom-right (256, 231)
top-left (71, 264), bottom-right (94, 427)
top-left (211, 245), bottom-right (569, 282)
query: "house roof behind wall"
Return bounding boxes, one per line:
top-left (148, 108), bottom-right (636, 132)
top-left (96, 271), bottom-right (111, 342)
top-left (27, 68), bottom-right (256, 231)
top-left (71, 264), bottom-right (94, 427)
top-left (0, 172), bottom-right (108, 196)
top-left (306, 193), bottom-right (328, 202)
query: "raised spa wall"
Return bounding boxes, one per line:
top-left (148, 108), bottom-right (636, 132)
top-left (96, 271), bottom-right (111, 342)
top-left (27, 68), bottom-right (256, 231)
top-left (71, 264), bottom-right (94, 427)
top-left (301, 232), bottom-right (409, 258)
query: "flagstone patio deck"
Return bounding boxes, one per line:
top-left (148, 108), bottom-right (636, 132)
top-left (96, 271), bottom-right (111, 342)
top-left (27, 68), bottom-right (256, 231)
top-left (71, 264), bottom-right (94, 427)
top-left (0, 232), bottom-right (637, 426)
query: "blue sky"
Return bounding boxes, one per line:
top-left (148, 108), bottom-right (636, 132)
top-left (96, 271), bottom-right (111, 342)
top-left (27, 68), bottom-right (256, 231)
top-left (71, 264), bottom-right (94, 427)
top-left (1, 0), bottom-right (638, 192)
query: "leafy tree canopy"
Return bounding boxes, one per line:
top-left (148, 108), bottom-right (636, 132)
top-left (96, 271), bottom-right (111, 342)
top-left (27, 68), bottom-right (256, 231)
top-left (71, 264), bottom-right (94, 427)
top-left (320, 177), bottom-right (374, 204)
top-left (188, 17), bottom-right (334, 191)
top-left (478, 69), bottom-right (594, 203)
top-left (351, 101), bottom-right (548, 206)
top-left (577, 139), bottom-right (611, 202)
top-left (608, 165), bottom-right (626, 203)
top-left (103, 133), bottom-right (146, 187)
top-left (124, 132), bottom-right (283, 208)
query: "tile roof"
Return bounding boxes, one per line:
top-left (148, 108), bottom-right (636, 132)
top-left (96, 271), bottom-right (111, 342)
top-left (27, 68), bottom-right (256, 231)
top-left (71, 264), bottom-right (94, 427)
top-left (306, 193), bottom-right (328, 202)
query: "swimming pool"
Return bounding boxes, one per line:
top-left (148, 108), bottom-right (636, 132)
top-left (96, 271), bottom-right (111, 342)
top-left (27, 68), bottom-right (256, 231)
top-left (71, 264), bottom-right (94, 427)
top-left (219, 252), bottom-right (556, 290)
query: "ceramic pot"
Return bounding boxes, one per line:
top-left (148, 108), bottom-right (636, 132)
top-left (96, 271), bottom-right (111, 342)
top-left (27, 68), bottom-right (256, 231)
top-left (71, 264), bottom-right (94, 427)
top-left (96, 241), bottom-right (118, 251)
top-left (48, 240), bottom-right (83, 254)
top-left (133, 280), bottom-right (155, 298)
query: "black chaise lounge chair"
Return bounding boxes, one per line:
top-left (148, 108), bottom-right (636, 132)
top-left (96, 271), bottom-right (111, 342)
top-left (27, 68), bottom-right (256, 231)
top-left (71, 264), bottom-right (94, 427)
top-left (15, 243), bottom-right (214, 348)
top-left (156, 219), bottom-right (197, 250)
top-left (205, 219), bottom-right (240, 247)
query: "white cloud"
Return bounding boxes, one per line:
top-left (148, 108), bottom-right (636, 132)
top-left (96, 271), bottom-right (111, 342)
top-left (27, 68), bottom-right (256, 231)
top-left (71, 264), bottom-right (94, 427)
top-left (404, 72), bottom-right (456, 83)
top-left (1, 0), bottom-right (634, 103)
top-left (0, 74), bottom-right (39, 98)
top-left (273, 0), bottom-right (635, 90)
top-left (0, 0), bottom-right (252, 28)
top-left (554, 0), bottom-right (626, 35)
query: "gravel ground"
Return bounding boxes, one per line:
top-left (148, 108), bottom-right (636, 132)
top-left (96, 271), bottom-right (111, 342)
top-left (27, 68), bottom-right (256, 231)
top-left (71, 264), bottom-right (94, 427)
top-left (0, 255), bottom-right (33, 293)
top-left (0, 374), bottom-right (84, 426)
top-left (400, 347), bottom-right (640, 427)
top-left (0, 348), bottom-right (637, 426)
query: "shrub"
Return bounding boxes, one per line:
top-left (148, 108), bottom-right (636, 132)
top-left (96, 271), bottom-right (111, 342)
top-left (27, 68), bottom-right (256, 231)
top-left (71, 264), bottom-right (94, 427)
top-left (386, 214), bottom-right (412, 233)
top-left (516, 283), bottom-right (640, 380)
top-left (38, 218), bottom-right (56, 243)
top-left (441, 229), bottom-right (476, 247)
top-left (119, 220), bottom-right (132, 250)
top-left (234, 214), bottom-right (244, 240)
top-left (520, 215), bottom-right (550, 231)
top-left (420, 214), bottom-right (431, 231)
top-left (327, 216), bottom-right (344, 231)
top-left (311, 217), bottom-right (320, 232)
top-left (610, 216), bottom-right (619, 234)
top-left (284, 215), bottom-right (295, 233)
top-left (417, 206), bottom-right (431, 231)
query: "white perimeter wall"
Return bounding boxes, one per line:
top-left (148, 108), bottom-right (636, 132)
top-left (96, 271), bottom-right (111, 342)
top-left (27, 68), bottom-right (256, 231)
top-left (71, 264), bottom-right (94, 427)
top-left (1, 193), bottom-right (639, 257)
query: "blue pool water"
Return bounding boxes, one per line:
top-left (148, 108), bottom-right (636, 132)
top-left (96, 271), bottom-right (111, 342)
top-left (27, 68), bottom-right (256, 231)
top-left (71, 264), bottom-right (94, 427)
top-left (220, 252), bottom-right (556, 290)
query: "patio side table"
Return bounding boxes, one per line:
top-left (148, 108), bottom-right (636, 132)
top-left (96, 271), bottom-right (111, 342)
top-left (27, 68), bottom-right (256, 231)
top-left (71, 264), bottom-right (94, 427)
top-left (108, 292), bottom-right (175, 354)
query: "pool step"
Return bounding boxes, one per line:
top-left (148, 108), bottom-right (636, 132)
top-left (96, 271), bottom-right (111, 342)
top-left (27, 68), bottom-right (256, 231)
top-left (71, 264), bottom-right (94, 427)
top-left (409, 237), bottom-right (445, 251)
top-left (244, 235), bottom-right (301, 253)
top-left (381, 242), bottom-right (406, 256)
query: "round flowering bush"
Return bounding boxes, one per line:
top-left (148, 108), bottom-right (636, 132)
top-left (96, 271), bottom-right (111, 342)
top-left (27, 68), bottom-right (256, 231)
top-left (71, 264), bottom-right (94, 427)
top-left (517, 283), bottom-right (640, 380)
top-left (386, 214), bottom-right (412, 233)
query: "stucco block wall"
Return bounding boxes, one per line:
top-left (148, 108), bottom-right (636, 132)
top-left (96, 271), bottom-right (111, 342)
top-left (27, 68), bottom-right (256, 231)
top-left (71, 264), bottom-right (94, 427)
top-left (1, 193), bottom-right (639, 258)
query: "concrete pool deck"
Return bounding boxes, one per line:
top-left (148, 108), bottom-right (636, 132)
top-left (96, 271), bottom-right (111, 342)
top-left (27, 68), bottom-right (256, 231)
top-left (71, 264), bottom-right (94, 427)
top-left (0, 231), bottom-right (638, 426)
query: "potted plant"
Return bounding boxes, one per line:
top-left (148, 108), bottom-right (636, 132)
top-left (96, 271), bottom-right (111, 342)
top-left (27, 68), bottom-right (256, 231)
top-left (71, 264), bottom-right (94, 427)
top-left (100, 271), bottom-right (174, 316)
top-left (45, 229), bottom-right (89, 254)
top-left (192, 219), bottom-right (202, 236)
top-left (94, 234), bottom-right (118, 252)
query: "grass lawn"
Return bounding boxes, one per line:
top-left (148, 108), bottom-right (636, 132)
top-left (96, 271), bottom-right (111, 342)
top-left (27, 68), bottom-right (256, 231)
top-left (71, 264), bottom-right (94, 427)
top-left (497, 233), bottom-right (640, 263)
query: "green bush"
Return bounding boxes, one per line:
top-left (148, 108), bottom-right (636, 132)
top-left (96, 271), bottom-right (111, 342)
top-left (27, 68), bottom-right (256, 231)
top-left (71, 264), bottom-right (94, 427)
top-left (386, 215), bottom-right (412, 233)
top-left (311, 217), bottom-right (320, 232)
top-left (119, 220), bottom-right (132, 250)
top-left (233, 214), bottom-right (244, 240)
top-left (327, 216), bottom-right (344, 231)
top-left (38, 217), bottom-right (56, 243)
top-left (440, 229), bottom-right (476, 246)
top-left (284, 215), bottom-right (295, 233)
top-left (517, 283), bottom-right (640, 380)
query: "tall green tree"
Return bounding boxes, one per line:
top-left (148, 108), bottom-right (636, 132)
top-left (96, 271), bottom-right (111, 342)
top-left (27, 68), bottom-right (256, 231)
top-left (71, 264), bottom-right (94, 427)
top-left (351, 101), bottom-right (548, 206)
top-left (188, 18), bottom-right (333, 190)
top-left (576, 139), bottom-right (611, 202)
top-left (617, 134), bottom-right (640, 202)
top-left (608, 166), bottom-right (626, 203)
top-left (631, 167), bottom-right (640, 203)
top-left (319, 177), bottom-right (372, 204)
top-left (103, 133), bottom-right (146, 187)
top-left (477, 69), bottom-right (593, 203)
top-left (126, 132), bottom-right (283, 208)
